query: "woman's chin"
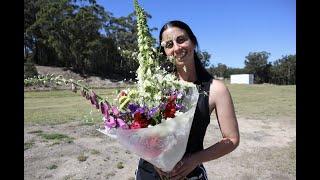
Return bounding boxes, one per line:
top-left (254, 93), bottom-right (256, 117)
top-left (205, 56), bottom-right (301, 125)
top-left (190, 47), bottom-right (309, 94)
top-left (176, 55), bottom-right (187, 62)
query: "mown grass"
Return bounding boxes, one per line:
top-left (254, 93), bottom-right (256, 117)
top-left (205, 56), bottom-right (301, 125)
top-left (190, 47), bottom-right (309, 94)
top-left (227, 84), bottom-right (296, 120)
top-left (24, 84), bottom-right (296, 125)
top-left (24, 88), bottom-right (119, 125)
top-left (34, 132), bottom-right (75, 144)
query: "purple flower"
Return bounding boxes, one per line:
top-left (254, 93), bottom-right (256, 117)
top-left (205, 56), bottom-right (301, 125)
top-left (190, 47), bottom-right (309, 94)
top-left (112, 106), bottom-right (120, 116)
top-left (148, 107), bottom-right (159, 119)
top-left (128, 103), bottom-right (139, 113)
top-left (135, 107), bottom-right (145, 114)
top-left (104, 116), bottom-right (117, 128)
top-left (90, 91), bottom-right (99, 109)
top-left (176, 92), bottom-right (183, 99)
top-left (159, 102), bottom-right (166, 111)
top-left (89, 93), bottom-right (95, 105)
top-left (100, 102), bottom-right (110, 119)
top-left (176, 103), bottom-right (184, 110)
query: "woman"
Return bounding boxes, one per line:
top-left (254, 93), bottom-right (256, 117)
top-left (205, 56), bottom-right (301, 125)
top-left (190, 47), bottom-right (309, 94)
top-left (136, 20), bottom-right (240, 180)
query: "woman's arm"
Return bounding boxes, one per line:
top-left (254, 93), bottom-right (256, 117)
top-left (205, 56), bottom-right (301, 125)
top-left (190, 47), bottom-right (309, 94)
top-left (193, 79), bottom-right (240, 163)
top-left (170, 80), bottom-right (240, 180)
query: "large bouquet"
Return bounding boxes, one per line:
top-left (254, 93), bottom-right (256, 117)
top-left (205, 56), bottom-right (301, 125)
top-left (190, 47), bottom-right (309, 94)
top-left (24, 0), bottom-right (199, 172)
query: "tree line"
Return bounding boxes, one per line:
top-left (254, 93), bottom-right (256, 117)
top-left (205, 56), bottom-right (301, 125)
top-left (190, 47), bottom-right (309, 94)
top-left (206, 51), bottom-right (296, 85)
top-left (25, 0), bottom-right (295, 85)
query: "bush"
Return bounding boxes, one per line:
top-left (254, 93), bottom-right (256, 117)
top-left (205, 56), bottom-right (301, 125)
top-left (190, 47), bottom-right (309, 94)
top-left (24, 61), bottom-right (38, 79)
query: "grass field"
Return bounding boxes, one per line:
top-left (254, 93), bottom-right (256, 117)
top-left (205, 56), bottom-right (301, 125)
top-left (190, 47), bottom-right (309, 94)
top-left (24, 84), bottom-right (296, 125)
top-left (24, 84), bottom-right (296, 179)
top-left (227, 84), bottom-right (296, 120)
top-left (24, 88), bottom-right (119, 125)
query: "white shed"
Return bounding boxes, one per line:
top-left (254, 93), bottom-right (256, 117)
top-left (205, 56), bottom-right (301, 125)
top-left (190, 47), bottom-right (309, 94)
top-left (230, 74), bottom-right (254, 84)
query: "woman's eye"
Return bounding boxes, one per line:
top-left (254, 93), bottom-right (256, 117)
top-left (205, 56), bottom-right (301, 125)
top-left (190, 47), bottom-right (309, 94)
top-left (176, 36), bottom-right (187, 44)
top-left (165, 41), bottom-right (173, 48)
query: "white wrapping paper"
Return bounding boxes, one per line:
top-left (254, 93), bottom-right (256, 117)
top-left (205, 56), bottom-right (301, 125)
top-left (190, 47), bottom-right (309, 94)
top-left (98, 85), bottom-right (199, 172)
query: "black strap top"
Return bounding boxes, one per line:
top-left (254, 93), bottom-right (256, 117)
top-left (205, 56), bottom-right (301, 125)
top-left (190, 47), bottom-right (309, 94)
top-left (185, 78), bottom-right (212, 154)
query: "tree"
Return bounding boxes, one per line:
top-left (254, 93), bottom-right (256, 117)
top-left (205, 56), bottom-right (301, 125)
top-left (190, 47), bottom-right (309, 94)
top-left (25, 0), bottom-right (112, 74)
top-left (270, 55), bottom-right (296, 85)
top-left (105, 11), bottom-right (157, 76)
top-left (207, 63), bottom-right (228, 78)
top-left (225, 67), bottom-right (248, 78)
top-left (24, 0), bottom-right (40, 60)
top-left (244, 51), bottom-right (271, 83)
top-left (24, 0), bottom-right (157, 79)
top-left (197, 51), bottom-right (211, 68)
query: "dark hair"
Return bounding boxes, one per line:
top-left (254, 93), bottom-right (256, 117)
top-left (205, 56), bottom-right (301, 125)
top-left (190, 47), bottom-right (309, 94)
top-left (159, 20), bottom-right (213, 82)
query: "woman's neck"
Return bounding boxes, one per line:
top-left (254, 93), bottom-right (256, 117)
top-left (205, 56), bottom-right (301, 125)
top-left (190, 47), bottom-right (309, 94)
top-left (176, 61), bottom-right (197, 82)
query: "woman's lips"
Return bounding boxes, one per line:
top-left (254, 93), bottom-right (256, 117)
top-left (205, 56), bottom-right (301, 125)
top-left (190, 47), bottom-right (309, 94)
top-left (176, 49), bottom-right (187, 60)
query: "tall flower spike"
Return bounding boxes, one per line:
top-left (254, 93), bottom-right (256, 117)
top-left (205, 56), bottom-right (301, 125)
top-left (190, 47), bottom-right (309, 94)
top-left (90, 91), bottom-right (100, 109)
top-left (134, 0), bottom-right (159, 82)
top-left (100, 102), bottom-right (110, 119)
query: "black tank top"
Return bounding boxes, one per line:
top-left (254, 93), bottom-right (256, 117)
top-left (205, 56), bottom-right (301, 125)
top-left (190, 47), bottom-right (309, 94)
top-left (137, 78), bottom-right (213, 178)
top-left (185, 78), bottom-right (212, 154)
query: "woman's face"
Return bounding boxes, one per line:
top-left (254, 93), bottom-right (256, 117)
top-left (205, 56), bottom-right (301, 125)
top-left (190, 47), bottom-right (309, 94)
top-left (161, 27), bottom-right (195, 65)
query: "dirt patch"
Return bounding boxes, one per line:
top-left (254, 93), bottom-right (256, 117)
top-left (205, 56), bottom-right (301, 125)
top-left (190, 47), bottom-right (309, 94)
top-left (24, 117), bottom-right (296, 179)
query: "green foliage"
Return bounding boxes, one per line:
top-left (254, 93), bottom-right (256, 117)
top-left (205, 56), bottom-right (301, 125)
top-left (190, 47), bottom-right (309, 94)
top-left (208, 63), bottom-right (228, 78)
top-left (38, 133), bottom-right (70, 140)
top-left (208, 52), bottom-right (295, 85)
top-left (24, 0), bottom-right (157, 79)
top-left (244, 51), bottom-right (271, 84)
top-left (270, 55), bottom-right (296, 85)
top-left (24, 61), bottom-right (38, 79)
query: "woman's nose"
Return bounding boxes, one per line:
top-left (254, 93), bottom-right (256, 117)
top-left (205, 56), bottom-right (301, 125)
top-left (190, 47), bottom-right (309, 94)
top-left (173, 41), bottom-right (182, 53)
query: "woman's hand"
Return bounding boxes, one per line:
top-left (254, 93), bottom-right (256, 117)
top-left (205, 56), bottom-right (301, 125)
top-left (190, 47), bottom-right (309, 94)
top-left (169, 154), bottom-right (199, 180)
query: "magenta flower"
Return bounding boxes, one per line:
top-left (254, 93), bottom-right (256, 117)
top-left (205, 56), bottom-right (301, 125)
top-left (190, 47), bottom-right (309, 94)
top-left (100, 102), bottom-right (110, 119)
top-left (117, 118), bottom-right (129, 129)
top-left (90, 91), bottom-right (99, 109)
top-left (112, 106), bottom-right (120, 116)
top-left (104, 116), bottom-right (117, 128)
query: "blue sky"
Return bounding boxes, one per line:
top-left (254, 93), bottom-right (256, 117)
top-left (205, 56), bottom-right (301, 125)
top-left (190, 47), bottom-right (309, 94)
top-left (96, 0), bottom-right (296, 68)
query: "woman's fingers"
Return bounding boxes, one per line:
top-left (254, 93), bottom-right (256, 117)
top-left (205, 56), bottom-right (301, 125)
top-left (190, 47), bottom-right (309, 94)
top-left (154, 166), bottom-right (168, 179)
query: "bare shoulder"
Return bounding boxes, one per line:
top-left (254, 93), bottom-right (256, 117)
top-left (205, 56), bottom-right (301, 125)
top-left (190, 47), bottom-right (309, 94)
top-left (208, 79), bottom-right (231, 112)
top-left (210, 79), bottom-right (230, 95)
